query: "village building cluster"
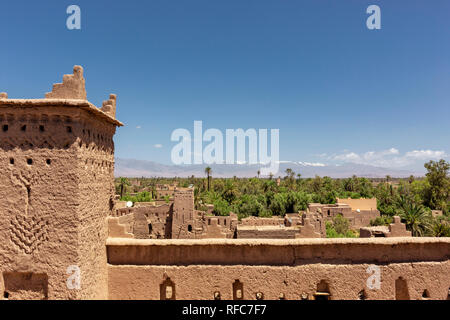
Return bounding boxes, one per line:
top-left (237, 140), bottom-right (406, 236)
top-left (112, 186), bottom-right (412, 239)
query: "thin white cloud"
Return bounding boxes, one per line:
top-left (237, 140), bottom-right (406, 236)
top-left (331, 148), bottom-right (447, 168)
top-left (136, 125), bottom-right (141, 129)
top-left (315, 153), bottom-right (328, 158)
top-left (275, 160), bottom-right (327, 167)
top-left (298, 161), bottom-right (326, 167)
top-left (405, 150), bottom-right (446, 159)
top-left (334, 152), bottom-right (360, 162)
top-left (154, 144), bottom-right (163, 148)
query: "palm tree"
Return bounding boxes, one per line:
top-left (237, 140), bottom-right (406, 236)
top-left (222, 180), bottom-right (238, 203)
top-left (285, 168), bottom-right (295, 189)
top-left (204, 167), bottom-right (212, 191)
top-left (296, 173), bottom-right (302, 187)
top-left (269, 173), bottom-right (274, 180)
top-left (193, 187), bottom-right (201, 210)
top-left (149, 185), bottom-right (157, 200)
top-left (257, 170), bottom-right (261, 179)
top-left (343, 177), bottom-right (355, 192)
top-left (285, 168), bottom-right (294, 179)
top-left (399, 202), bottom-right (432, 236)
top-left (119, 177), bottom-right (130, 199)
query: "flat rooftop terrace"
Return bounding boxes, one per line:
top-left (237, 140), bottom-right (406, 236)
top-left (0, 98), bottom-right (123, 126)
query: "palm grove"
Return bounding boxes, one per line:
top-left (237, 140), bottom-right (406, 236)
top-left (117, 159), bottom-right (450, 237)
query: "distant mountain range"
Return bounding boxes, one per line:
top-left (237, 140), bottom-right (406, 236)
top-left (115, 158), bottom-right (422, 178)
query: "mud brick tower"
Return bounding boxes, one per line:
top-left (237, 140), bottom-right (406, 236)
top-left (0, 66), bottom-right (122, 299)
top-left (171, 188), bottom-right (200, 239)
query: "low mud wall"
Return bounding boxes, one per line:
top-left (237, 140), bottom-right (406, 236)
top-left (106, 238), bottom-right (450, 300)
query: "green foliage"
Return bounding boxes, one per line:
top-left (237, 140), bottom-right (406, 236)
top-left (431, 217), bottom-right (450, 237)
top-left (205, 166), bottom-right (212, 191)
top-left (285, 191), bottom-right (310, 212)
top-left (163, 194), bottom-right (171, 203)
top-left (332, 214), bottom-right (350, 234)
top-left (431, 214), bottom-right (450, 237)
top-left (118, 177), bottom-right (130, 199)
top-left (370, 215), bottom-right (393, 226)
top-left (423, 159), bottom-right (450, 214)
top-left (212, 198), bottom-right (231, 216)
top-left (232, 194), bottom-right (266, 219)
top-left (268, 193), bottom-right (288, 215)
top-left (121, 191), bottom-right (152, 202)
top-left (398, 202), bottom-right (432, 237)
top-left (326, 218), bottom-right (357, 238)
top-left (222, 180), bottom-right (239, 204)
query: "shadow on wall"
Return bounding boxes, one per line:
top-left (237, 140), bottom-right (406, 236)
top-left (2, 272), bottom-right (48, 300)
top-left (160, 277), bottom-right (175, 300)
top-left (233, 279), bottom-right (244, 300)
top-left (314, 280), bottom-right (331, 300)
top-left (395, 277), bottom-right (410, 300)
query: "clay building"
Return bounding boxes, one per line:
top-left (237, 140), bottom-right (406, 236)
top-left (307, 198), bottom-right (380, 229)
top-left (0, 66), bottom-right (122, 299)
top-left (155, 183), bottom-right (178, 199)
top-left (112, 187), bottom-right (238, 239)
top-left (360, 216), bottom-right (412, 238)
top-left (129, 178), bottom-right (141, 187)
top-left (236, 212), bottom-right (324, 239)
top-left (1, 67), bottom-right (448, 300)
top-left (110, 196), bottom-right (381, 240)
top-left (112, 195), bottom-right (329, 240)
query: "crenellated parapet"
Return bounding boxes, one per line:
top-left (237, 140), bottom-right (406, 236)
top-left (296, 217), bottom-right (322, 238)
top-left (360, 216), bottom-right (412, 238)
top-left (1, 66), bottom-right (122, 129)
top-left (101, 94), bottom-right (117, 118)
top-left (45, 65), bottom-right (87, 100)
top-left (387, 216), bottom-right (412, 237)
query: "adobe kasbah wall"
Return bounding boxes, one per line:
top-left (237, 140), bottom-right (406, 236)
top-left (112, 191), bottom-right (238, 239)
top-left (107, 238), bottom-right (450, 300)
top-left (309, 200), bottom-right (380, 229)
top-left (337, 197), bottom-right (377, 211)
top-left (1, 66), bottom-right (449, 300)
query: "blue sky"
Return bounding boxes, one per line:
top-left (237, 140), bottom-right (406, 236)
top-left (1, 0), bottom-right (449, 171)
